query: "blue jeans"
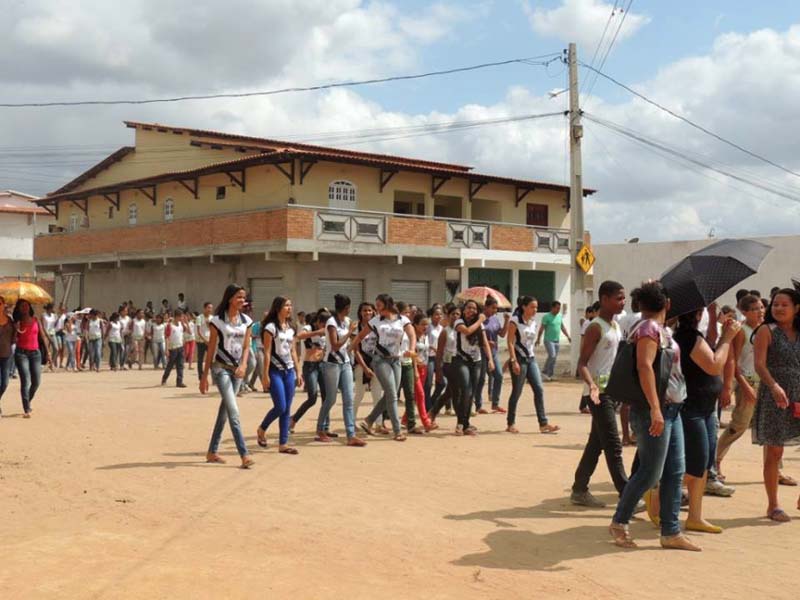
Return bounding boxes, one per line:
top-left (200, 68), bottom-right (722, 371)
top-left (208, 367), bottom-right (249, 457)
top-left (292, 361), bottom-right (327, 428)
top-left (109, 341), bottom-right (122, 369)
top-left (65, 340), bottom-right (76, 370)
top-left (507, 357), bottom-right (547, 426)
top-left (152, 341), bottom-right (166, 368)
top-left (318, 361), bottom-right (356, 438)
top-left (477, 346), bottom-right (503, 409)
top-left (260, 367), bottom-right (296, 445)
top-left (613, 403), bottom-right (685, 537)
top-left (162, 347), bottom-right (184, 385)
top-left (0, 355), bottom-right (12, 405)
top-left (543, 340), bottom-right (559, 377)
top-left (681, 406), bottom-right (718, 478)
top-left (452, 356), bottom-right (481, 429)
top-left (89, 338), bottom-right (102, 369)
top-left (14, 348), bottom-right (42, 414)
top-left (424, 357), bottom-right (446, 412)
top-left (367, 356), bottom-right (402, 434)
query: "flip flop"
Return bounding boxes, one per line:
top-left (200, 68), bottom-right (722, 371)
top-left (539, 424), bottom-right (560, 434)
top-left (779, 474), bottom-right (798, 486)
top-left (279, 447), bottom-right (299, 455)
top-left (240, 457), bottom-right (255, 469)
top-left (256, 429), bottom-right (268, 448)
top-left (767, 508), bottom-right (791, 523)
top-left (206, 455), bottom-right (226, 464)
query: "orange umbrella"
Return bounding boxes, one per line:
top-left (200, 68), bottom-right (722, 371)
top-left (455, 286), bottom-right (512, 309)
top-left (0, 281), bottom-right (53, 305)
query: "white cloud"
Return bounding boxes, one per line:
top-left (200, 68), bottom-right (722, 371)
top-left (523, 0), bottom-right (650, 53)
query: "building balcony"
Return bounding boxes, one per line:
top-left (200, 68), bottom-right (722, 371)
top-left (34, 204), bottom-right (572, 267)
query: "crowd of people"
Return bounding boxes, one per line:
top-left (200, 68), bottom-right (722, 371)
top-left (1, 279), bottom-right (798, 551)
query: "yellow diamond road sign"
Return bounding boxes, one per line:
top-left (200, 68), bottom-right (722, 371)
top-left (576, 245), bottom-right (595, 273)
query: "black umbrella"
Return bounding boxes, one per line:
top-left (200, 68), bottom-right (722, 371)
top-left (792, 277), bottom-right (800, 293)
top-left (661, 238), bottom-right (773, 318)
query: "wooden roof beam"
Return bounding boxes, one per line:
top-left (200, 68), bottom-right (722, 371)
top-left (70, 198), bottom-right (88, 215)
top-left (274, 160), bottom-right (295, 185)
top-left (515, 186), bottom-right (535, 207)
top-left (379, 168), bottom-right (398, 193)
top-left (103, 192), bottom-right (120, 210)
top-left (300, 159), bottom-right (317, 184)
top-left (432, 175), bottom-right (450, 196)
top-left (177, 178), bottom-right (199, 199)
top-left (468, 180), bottom-right (488, 202)
top-left (139, 185), bottom-right (157, 206)
top-left (226, 169), bottom-right (246, 192)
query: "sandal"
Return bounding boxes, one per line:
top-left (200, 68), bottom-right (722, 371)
top-left (256, 428), bottom-right (268, 448)
top-left (359, 421), bottom-right (375, 436)
top-left (767, 508), bottom-right (791, 523)
top-left (347, 436), bottom-right (367, 447)
top-left (779, 474), bottom-right (798, 486)
top-left (539, 424), bottom-right (560, 434)
top-left (506, 425), bottom-right (519, 434)
top-left (206, 454), bottom-right (226, 464)
top-left (376, 425), bottom-right (390, 435)
top-left (240, 457), bottom-right (255, 469)
top-left (394, 434), bottom-right (407, 442)
top-left (324, 431), bottom-right (339, 438)
top-left (409, 426), bottom-right (424, 435)
top-left (279, 447), bottom-right (299, 455)
top-left (424, 422), bottom-right (439, 432)
top-left (609, 522), bottom-right (637, 548)
top-left (314, 432), bottom-right (333, 443)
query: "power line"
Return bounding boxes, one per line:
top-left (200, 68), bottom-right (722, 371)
top-left (584, 113), bottom-right (800, 204)
top-left (579, 62), bottom-right (800, 180)
top-left (0, 55), bottom-right (562, 108)
top-left (580, 0), bottom-right (618, 98)
top-left (583, 0), bottom-right (634, 104)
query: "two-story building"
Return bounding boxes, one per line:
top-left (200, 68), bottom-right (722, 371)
top-left (33, 121), bottom-right (594, 315)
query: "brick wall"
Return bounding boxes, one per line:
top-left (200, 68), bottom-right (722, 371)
top-left (387, 216), bottom-right (446, 246)
top-left (490, 225), bottom-right (534, 251)
top-left (34, 209), bottom-right (314, 261)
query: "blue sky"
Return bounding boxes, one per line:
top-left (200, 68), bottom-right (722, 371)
top-left (357, 1), bottom-right (800, 113)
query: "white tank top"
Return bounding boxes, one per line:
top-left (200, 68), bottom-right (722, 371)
top-left (443, 326), bottom-right (457, 363)
top-left (738, 323), bottom-right (756, 379)
top-left (583, 317), bottom-right (621, 394)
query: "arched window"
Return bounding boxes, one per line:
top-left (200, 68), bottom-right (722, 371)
top-left (328, 180), bottom-right (357, 209)
top-left (164, 198), bottom-right (175, 222)
top-left (68, 212), bottom-right (79, 232)
top-left (128, 203), bottom-right (138, 226)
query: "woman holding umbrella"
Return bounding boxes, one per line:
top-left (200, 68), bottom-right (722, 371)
top-left (752, 288), bottom-right (800, 522)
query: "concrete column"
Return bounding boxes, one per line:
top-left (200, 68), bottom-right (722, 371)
top-left (460, 196), bottom-right (471, 221)
top-left (511, 267), bottom-right (520, 306)
top-left (424, 192), bottom-right (434, 218)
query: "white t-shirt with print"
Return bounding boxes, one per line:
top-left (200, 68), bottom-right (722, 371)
top-left (325, 316), bottom-right (351, 364)
top-left (264, 321), bottom-right (295, 370)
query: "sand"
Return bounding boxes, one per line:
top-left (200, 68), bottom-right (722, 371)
top-left (0, 367), bottom-right (798, 599)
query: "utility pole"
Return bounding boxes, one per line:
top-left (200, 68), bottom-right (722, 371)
top-left (568, 42), bottom-right (585, 374)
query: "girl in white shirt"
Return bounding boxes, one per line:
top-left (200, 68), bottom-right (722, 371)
top-left (151, 314), bottom-right (166, 369)
top-left (452, 300), bottom-right (494, 436)
top-left (106, 313), bottom-right (123, 371)
top-left (352, 302), bottom-right (383, 424)
top-left (256, 296), bottom-right (303, 454)
top-left (200, 284), bottom-right (254, 469)
top-left (352, 293), bottom-right (416, 441)
top-left (291, 311), bottom-right (331, 433)
top-left (161, 311), bottom-right (187, 388)
top-left (316, 294), bottom-right (365, 446)
top-left (506, 296), bottom-right (558, 434)
top-left (424, 305), bottom-right (445, 412)
top-left (131, 309), bottom-right (147, 370)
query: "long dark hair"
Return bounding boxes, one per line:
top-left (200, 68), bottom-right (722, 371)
top-left (215, 284), bottom-right (245, 320)
top-left (12, 300), bottom-right (34, 322)
top-left (333, 294), bottom-right (350, 325)
top-left (676, 310), bottom-right (702, 333)
top-left (461, 300), bottom-right (482, 345)
top-left (376, 293), bottom-right (396, 314)
top-left (357, 302), bottom-right (375, 325)
top-left (262, 296), bottom-right (290, 332)
top-left (764, 288), bottom-right (800, 331)
top-left (513, 295), bottom-right (537, 319)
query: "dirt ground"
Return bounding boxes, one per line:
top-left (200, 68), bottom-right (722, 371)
top-left (1, 367), bottom-right (798, 599)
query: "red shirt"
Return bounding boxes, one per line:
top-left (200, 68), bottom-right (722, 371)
top-left (16, 318), bottom-right (39, 351)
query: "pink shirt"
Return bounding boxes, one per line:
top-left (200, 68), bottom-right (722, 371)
top-left (16, 318), bottom-right (39, 351)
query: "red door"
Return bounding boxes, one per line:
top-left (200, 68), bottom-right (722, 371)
top-left (526, 203), bottom-right (548, 227)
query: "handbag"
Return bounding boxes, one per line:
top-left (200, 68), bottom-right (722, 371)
top-left (605, 320), bottom-right (673, 409)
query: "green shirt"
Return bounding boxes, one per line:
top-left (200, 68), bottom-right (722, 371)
top-left (541, 312), bottom-right (563, 343)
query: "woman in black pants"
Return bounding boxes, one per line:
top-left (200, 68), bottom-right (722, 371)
top-left (451, 300), bottom-right (494, 436)
top-left (290, 310), bottom-right (330, 434)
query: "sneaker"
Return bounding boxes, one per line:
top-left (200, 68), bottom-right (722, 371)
top-left (570, 490), bottom-right (606, 508)
top-left (705, 479), bottom-right (735, 497)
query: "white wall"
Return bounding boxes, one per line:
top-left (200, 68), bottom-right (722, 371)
top-left (593, 234), bottom-right (800, 307)
top-left (0, 212), bottom-right (52, 276)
